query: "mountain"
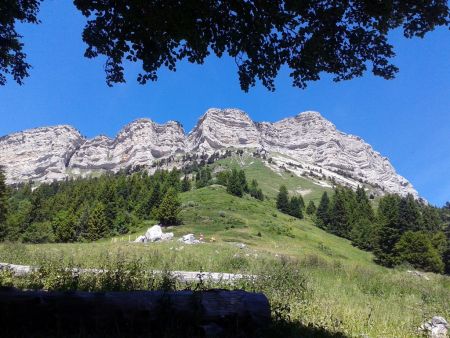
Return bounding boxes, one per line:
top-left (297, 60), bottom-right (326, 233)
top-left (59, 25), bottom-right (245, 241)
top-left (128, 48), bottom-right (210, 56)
top-left (0, 108), bottom-right (418, 198)
top-left (68, 119), bottom-right (186, 176)
top-left (0, 125), bottom-right (84, 183)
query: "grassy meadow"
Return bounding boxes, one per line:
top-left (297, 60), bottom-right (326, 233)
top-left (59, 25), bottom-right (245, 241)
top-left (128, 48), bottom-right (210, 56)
top-left (1, 157), bottom-right (449, 337)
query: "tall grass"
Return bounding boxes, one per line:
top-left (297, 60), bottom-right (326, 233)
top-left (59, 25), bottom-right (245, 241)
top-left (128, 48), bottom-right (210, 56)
top-left (1, 245), bottom-right (448, 337)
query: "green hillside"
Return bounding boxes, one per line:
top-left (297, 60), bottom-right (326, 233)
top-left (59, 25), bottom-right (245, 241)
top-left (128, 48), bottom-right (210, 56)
top-left (211, 154), bottom-right (331, 202)
top-left (0, 158), bottom-right (449, 337)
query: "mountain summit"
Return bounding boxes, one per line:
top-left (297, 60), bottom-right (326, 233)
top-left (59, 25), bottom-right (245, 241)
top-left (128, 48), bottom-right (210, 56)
top-left (0, 108), bottom-right (418, 198)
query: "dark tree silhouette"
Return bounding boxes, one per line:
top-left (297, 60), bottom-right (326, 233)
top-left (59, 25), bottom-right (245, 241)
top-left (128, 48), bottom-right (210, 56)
top-left (276, 185), bottom-right (289, 214)
top-left (2, 1), bottom-right (449, 88)
top-left (72, 0), bottom-right (450, 90)
top-left (0, 0), bottom-right (42, 85)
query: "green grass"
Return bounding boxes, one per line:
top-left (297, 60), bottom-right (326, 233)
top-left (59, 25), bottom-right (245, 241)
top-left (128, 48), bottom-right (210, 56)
top-left (212, 154), bottom-right (331, 202)
top-left (1, 163), bottom-right (449, 337)
top-left (0, 185), bottom-right (374, 270)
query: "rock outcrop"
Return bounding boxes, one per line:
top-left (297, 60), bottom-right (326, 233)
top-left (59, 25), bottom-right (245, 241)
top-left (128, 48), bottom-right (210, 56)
top-left (69, 119), bottom-right (186, 176)
top-left (0, 125), bottom-right (84, 184)
top-left (420, 316), bottom-right (449, 338)
top-left (134, 225), bottom-right (174, 243)
top-left (257, 111), bottom-right (416, 197)
top-left (0, 108), bottom-right (419, 197)
top-left (188, 108), bottom-right (261, 151)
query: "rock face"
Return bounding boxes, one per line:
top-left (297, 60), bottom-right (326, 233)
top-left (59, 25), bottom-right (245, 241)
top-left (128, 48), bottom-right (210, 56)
top-left (0, 108), bottom-right (418, 197)
top-left (0, 125), bottom-right (84, 184)
top-left (69, 119), bottom-right (186, 176)
top-left (257, 111), bottom-right (416, 197)
top-left (188, 108), bottom-right (261, 151)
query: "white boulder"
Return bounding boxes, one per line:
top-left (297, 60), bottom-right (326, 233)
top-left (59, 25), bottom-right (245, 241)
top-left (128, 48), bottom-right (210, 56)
top-left (420, 316), bottom-right (449, 338)
top-left (236, 243), bottom-right (247, 249)
top-left (145, 225), bottom-right (163, 242)
top-left (161, 232), bottom-right (174, 241)
top-left (134, 225), bottom-right (174, 243)
top-left (407, 270), bottom-right (430, 281)
top-left (134, 235), bottom-right (146, 243)
top-left (178, 234), bottom-right (201, 245)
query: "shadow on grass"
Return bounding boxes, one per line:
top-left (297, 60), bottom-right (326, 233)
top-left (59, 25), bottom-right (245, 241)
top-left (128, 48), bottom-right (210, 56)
top-left (0, 316), bottom-right (350, 338)
top-left (0, 287), bottom-right (349, 338)
top-left (264, 319), bottom-right (350, 338)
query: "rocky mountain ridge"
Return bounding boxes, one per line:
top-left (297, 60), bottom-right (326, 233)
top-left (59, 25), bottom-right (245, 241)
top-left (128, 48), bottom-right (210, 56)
top-left (0, 108), bottom-right (418, 198)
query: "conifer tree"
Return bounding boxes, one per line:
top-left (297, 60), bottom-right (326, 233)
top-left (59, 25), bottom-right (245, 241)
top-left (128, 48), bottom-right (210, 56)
top-left (289, 196), bottom-right (303, 219)
top-left (315, 192), bottom-right (330, 229)
top-left (216, 170), bottom-right (230, 186)
top-left (87, 203), bottom-right (108, 241)
top-left (249, 179), bottom-right (264, 201)
top-left (114, 210), bottom-right (134, 234)
top-left (398, 194), bottom-right (421, 232)
top-left (28, 189), bottom-right (45, 224)
top-left (276, 185), bottom-right (290, 213)
top-left (77, 206), bottom-right (90, 240)
top-left (395, 231), bottom-right (444, 273)
top-left (306, 200), bottom-right (316, 216)
top-left (195, 167), bottom-right (212, 189)
top-left (137, 189), bottom-right (153, 220)
top-left (329, 188), bottom-right (352, 238)
top-left (181, 175), bottom-right (191, 192)
top-left (167, 169), bottom-right (181, 191)
top-left (204, 167), bottom-right (212, 183)
top-left (148, 182), bottom-right (162, 215)
top-left (374, 194), bottom-right (401, 266)
top-left (195, 171), bottom-right (202, 188)
top-left (249, 178), bottom-right (257, 195)
top-left (238, 170), bottom-right (249, 193)
top-left (99, 181), bottom-right (117, 230)
top-left (351, 218), bottom-right (378, 251)
top-left (431, 231), bottom-right (448, 256)
top-left (444, 230), bottom-right (450, 275)
top-left (421, 205), bottom-right (442, 232)
top-left (227, 168), bottom-right (243, 197)
top-left (255, 188), bottom-right (264, 201)
top-left (350, 186), bottom-right (376, 249)
top-left (52, 210), bottom-right (77, 242)
top-left (355, 186), bottom-right (375, 221)
top-left (115, 174), bottom-right (129, 205)
top-left (443, 222), bottom-right (450, 274)
top-left (0, 168), bottom-right (8, 240)
top-left (157, 188), bottom-right (181, 226)
top-left (297, 194), bottom-right (305, 210)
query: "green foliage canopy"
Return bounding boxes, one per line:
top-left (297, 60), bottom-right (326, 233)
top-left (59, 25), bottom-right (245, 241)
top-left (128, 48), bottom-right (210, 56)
top-left (395, 231), bottom-right (444, 273)
top-left (3, 1), bottom-right (449, 88)
top-left (72, 0), bottom-right (450, 90)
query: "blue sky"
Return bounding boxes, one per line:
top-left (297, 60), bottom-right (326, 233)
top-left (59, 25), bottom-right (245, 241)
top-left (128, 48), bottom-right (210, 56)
top-left (0, 1), bottom-right (449, 206)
